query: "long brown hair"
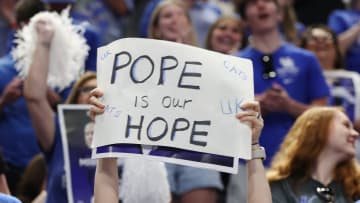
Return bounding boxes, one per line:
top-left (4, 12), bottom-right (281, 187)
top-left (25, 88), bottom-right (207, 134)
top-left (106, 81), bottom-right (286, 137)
top-left (16, 154), bottom-right (47, 203)
top-left (280, 4), bottom-right (299, 44)
top-left (267, 107), bottom-right (360, 200)
top-left (148, 0), bottom-right (198, 46)
top-left (65, 71), bottom-right (96, 104)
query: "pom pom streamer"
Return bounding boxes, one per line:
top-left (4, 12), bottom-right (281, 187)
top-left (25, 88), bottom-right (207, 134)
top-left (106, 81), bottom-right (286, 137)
top-left (12, 8), bottom-right (89, 91)
top-left (120, 158), bottom-right (171, 203)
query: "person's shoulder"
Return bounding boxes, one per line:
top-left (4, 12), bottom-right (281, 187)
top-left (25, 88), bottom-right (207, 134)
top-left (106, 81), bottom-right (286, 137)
top-left (281, 43), bottom-right (317, 59)
top-left (270, 178), bottom-right (295, 203)
top-left (0, 54), bottom-right (14, 69)
top-left (0, 193), bottom-right (22, 203)
top-left (0, 54), bottom-right (16, 77)
top-left (331, 9), bottom-right (348, 15)
top-left (236, 46), bottom-right (256, 58)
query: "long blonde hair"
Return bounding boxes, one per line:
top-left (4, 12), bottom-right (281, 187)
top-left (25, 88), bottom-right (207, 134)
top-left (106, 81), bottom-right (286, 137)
top-left (267, 106), bottom-right (360, 200)
top-left (147, 0), bottom-right (198, 46)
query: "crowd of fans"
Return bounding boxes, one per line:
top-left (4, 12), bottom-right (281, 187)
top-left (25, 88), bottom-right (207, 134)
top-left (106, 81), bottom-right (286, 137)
top-left (1, 0), bottom-right (360, 202)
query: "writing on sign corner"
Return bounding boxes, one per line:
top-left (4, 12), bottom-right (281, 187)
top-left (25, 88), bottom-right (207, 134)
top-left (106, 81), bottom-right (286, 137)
top-left (223, 60), bottom-right (248, 80)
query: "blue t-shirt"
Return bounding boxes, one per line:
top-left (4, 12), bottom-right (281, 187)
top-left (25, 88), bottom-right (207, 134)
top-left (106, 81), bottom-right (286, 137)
top-left (44, 116), bottom-right (67, 203)
top-left (0, 193), bottom-right (21, 203)
top-left (0, 54), bottom-right (40, 167)
top-left (328, 9), bottom-right (360, 73)
top-left (237, 43), bottom-right (330, 166)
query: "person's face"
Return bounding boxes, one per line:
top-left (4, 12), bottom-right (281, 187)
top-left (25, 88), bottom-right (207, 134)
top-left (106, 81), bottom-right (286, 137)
top-left (155, 4), bottom-right (191, 42)
top-left (76, 78), bottom-right (96, 104)
top-left (210, 19), bottom-right (243, 54)
top-left (84, 122), bottom-right (94, 149)
top-left (243, 0), bottom-right (281, 34)
top-left (304, 28), bottom-right (336, 69)
top-left (326, 111), bottom-right (359, 161)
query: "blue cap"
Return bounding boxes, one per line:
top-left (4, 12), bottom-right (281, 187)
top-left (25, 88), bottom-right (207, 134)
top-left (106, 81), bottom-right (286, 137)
top-left (41, 0), bottom-right (76, 3)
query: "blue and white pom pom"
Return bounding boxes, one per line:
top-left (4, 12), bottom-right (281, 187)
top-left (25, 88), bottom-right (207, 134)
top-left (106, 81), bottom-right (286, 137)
top-left (12, 7), bottom-right (89, 91)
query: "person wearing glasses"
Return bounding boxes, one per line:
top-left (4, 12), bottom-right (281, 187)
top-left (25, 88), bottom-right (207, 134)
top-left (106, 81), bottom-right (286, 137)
top-left (234, 0), bottom-right (330, 167)
top-left (301, 24), bottom-right (360, 133)
top-left (267, 106), bottom-right (360, 202)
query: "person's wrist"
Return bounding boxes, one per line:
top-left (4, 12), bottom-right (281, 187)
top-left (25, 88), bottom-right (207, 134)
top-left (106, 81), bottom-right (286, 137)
top-left (38, 41), bottom-right (51, 49)
top-left (252, 141), bottom-right (260, 147)
top-left (251, 145), bottom-right (266, 160)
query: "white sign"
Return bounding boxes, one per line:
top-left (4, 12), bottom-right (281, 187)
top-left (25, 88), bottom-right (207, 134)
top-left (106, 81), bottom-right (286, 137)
top-left (93, 38), bottom-right (254, 159)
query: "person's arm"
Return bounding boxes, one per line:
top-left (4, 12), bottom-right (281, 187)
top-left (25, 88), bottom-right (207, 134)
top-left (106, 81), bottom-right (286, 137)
top-left (0, 78), bottom-right (23, 114)
top-left (0, 174), bottom-right (10, 195)
top-left (337, 22), bottom-right (360, 55)
top-left (246, 158), bottom-right (271, 203)
top-left (94, 158), bottom-right (118, 203)
top-left (23, 20), bottom-right (55, 152)
top-left (89, 89), bottom-right (118, 202)
top-left (236, 101), bottom-right (272, 203)
top-left (284, 96), bottom-right (327, 117)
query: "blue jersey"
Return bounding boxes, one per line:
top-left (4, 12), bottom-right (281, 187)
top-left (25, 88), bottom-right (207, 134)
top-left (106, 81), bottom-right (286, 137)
top-left (328, 9), bottom-right (360, 73)
top-left (44, 117), bottom-right (67, 203)
top-left (0, 54), bottom-right (40, 167)
top-left (0, 193), bottom-right (21, 203)
top-left (237, 43), bottom-right (330, 165)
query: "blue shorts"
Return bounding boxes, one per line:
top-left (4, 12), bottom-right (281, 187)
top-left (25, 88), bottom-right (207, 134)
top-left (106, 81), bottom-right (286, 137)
top-left (165, 163), bottom-right (223, 195)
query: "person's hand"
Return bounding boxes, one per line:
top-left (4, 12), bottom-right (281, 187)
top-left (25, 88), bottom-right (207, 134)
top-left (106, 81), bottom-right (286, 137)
top-left (1, 77), bottom-right (23, 106)
top-left (35, 19), bottom-right (55, 47)
top-left (261, 83), bottom-right (291, 113)
top-left (88, 87), bottom-right (105, 120)
top-left (236, 101), bottom-right (263, 144)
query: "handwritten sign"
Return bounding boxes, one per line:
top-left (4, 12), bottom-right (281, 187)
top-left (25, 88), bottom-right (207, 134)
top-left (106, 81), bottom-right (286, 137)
top-left (93, 38), bottom-right (254, 159)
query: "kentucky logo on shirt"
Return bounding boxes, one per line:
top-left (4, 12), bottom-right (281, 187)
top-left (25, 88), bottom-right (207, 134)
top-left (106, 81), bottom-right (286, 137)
top-left (277, 57), bottom-right (299, 84)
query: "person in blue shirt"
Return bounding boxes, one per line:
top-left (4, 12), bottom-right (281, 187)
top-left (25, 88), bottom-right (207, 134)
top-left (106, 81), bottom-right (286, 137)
top-left (235, 0), bottom-right (330, 166)
top-left (328, 0), bottom-right (360, 73)
top-left (0, 0), bottom-right (48, 194)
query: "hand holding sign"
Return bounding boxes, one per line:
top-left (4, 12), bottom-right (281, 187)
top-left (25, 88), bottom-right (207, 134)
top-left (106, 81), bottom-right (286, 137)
top-left (89, 87), bottom-right (105, 120)
top-left (236, 101), bottom-right (263, 145)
